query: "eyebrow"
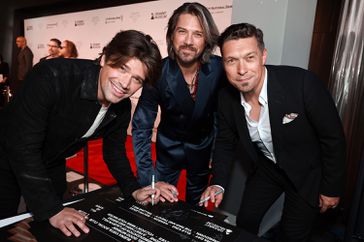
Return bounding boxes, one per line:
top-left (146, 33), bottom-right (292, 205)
top-left (176, 26), bottom-right (203, 34)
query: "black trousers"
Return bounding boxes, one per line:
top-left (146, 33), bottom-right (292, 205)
top-left (0, 161), bottom-right (67, 219)
top-left (236, 155), bottom-right (319, 242)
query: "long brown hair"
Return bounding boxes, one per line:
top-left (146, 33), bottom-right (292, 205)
top-left (166, 2), bottom-right (219, 64)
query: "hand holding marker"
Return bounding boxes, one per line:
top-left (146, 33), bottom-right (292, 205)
top-left (198, 189), bottom-right (224, 205)
top-left (151, 174), bottom-right (155, 206)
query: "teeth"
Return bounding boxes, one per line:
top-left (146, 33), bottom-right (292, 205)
top-left (111, 80), bottom-right (119, 89)
top-left (111, 80), bottom-right (124, 94)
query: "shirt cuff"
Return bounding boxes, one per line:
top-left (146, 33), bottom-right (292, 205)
top-left (211, 184), bottom-right (225, 192)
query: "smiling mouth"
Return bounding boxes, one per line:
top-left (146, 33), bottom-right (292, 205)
top-left (180, 46), bottom-right (196, 53)
top-left (237, 74), bottom-right (253, 82)
top-left (110, 80), bottom-right (126, 97)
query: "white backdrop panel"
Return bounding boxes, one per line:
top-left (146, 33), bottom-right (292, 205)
top-left (24, 0), bottom-right (233, 64)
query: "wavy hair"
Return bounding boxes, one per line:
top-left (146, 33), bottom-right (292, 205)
top-left (102, 30), bottom-right (162, 85)
top-left (166, 2), bottom-right (219, 63)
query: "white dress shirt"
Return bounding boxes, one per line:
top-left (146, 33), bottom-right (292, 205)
top-left (240, 68), bottom-right (276, 163)
top-left (82, 105), bottom-right (109, 138)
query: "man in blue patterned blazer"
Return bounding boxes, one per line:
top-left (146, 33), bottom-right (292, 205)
top-left (132, 2), bottom-right (226, 205)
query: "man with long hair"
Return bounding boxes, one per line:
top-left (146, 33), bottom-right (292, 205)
top-left (132, 2), bottom-right (226, 205)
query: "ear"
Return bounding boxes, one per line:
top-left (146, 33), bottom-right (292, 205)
top-left (100, 55), bottom-right (105, 67)
top-left (262, 48), bottom-right (267, 65)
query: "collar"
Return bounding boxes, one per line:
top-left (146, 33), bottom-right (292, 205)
top-left (240, 67), bottom-right (268, 110)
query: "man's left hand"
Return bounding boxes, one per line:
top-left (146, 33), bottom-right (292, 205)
top-left (319, 194), bottom-right (340, 213)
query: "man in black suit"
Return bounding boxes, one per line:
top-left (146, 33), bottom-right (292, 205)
top-left (200, 23), bottom-right (346, 241)
top-left (13, 36), bottom-right (33, 95)
top-left (0, 30), bottom-right (161, 237)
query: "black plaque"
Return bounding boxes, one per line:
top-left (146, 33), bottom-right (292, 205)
top-left (1, 186), bottom-right (267, 242)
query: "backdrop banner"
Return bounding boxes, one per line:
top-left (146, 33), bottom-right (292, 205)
top-left (24, 0), bottom-right (232, 63)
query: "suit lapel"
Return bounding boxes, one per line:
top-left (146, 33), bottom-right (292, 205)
top-left (165, 60), bottom-right (194, 115)
top-left (267, 67), bottom-right (286, 161)
top-left (230, 88), bottom-right (259, 161)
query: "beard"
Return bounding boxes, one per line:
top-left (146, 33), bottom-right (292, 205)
top-left (175, 44), bottom-right (200, 66)
top-left (233, 81), bottom-right (253, 94)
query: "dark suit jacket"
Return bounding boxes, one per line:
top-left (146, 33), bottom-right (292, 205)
top-left (132, 56), bottom-right (226, 185)
top-left (11, 46), bottom-right (34, 95)
top-left (211, 65), bottom-right (346, 206)
top-left (0, 58), bottom-right (140, 220)
top-left (16, 46), bottom-right (33, 80)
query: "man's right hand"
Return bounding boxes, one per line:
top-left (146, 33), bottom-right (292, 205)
top-left (49, 207), bottom-right (89, 237)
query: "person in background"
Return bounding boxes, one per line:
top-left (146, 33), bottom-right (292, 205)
top-left (0, 30), bottom-right (162, 237)
top-left (0, 54), bottom-right (9, 86)
top-left (12, 36), bottom-right (33, 96)
top-left (0, 54), bottom-right (10, 107)
top-left (40, 38), bottom-right (62, 61)
top-left (200, 23), bottom-right (346, 241)
top-left (60, 40), bottom-right (79, 58)
top-left (132, 2), bottom-right (226, 205)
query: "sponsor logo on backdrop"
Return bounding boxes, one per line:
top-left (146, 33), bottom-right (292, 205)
top-left (46, 23), bottom-right (58, 29)
top-left (75, 20), bottom-right (85, 27)
top-left (37, 43), bottom-right (45, 49)
top-left (92, 16), bottom-right (100, 25)
top-left (150, 11), bottom-right (167, 20)
top-left (129, 12), bottom-right (140, 22)
top-left (105, 15), bottom-right (123, 24)
top-left (207, 4), bottom-right (233, 14)
top-left (90, 43), bottom-right (101, 49)
top-left (26, 26), bottom-right (33, 31)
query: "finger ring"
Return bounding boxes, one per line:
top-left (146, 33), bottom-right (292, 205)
top-left (332, 205), bottom-right (337, 209)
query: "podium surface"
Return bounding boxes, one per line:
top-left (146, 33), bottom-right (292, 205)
top-left (0, 186), bottom-right (267, 242)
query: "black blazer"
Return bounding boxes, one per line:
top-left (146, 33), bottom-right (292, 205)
top-left (16, 46), bottom-right (33, 80)
top-left (211, 65), bottom-right (346, 206)
top-left (0, 58), bottom-right (140, 220)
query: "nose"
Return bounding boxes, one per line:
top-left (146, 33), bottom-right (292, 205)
top-left (184, 32), bottom-right (193, 45)
top-left (120, 73), bottom-right (132, 89)
top-left (237, 60), bottom-right (247, 76)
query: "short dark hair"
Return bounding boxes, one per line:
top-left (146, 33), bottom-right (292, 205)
top-left (102, 30), bottom-right (162, 85)
top-left (166, 2), bottom-right (219, 63)
top-left (219, 23), bottom-right (265, 54)
top-left (50, 38), bottom-right (62, 48)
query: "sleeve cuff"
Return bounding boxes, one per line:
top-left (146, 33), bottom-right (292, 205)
top-left (211, 184), bottom-right (225, 192)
